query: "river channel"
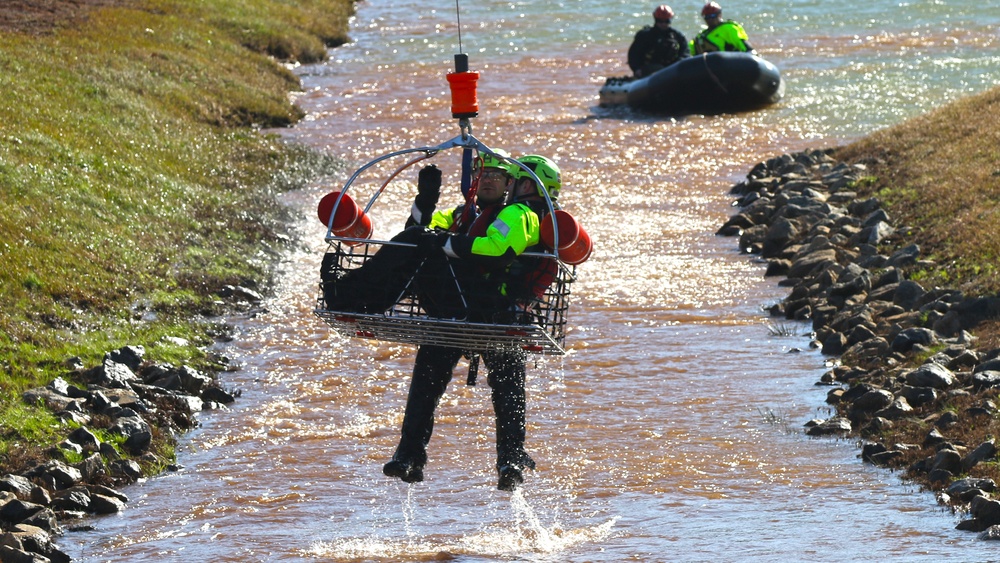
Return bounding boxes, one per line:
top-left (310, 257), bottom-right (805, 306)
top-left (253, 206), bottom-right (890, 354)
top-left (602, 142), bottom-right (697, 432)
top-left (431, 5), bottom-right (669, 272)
top-left (65, 1), bottom-right (1000, 561)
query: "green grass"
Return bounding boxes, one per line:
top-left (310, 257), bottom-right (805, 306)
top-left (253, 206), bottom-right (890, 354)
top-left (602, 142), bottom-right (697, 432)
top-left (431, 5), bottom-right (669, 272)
top-left (836, 86), bottom-right (1000, 297)
top-left (0, 0), bottom-right (354, 473)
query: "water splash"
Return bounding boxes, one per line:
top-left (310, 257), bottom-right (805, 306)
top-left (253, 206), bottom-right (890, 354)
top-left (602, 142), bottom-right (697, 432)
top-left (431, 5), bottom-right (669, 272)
top-left (306, 490), bottom-right (618, 560)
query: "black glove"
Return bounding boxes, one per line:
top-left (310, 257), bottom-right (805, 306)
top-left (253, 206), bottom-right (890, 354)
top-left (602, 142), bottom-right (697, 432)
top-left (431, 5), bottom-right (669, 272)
top-left (411, 165), bottom-right (442, 226)
top-left (417, 165), bottom-right (442, 197)
top-left (417, 230), bottom-right (448, 257)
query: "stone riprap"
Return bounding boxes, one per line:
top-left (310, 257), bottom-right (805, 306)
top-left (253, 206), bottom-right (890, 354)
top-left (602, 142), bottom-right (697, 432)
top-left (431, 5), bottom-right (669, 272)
top-left (1, 344), bottom-right (237, 562)
top-left (719, 148), bottom-right (1000, 537)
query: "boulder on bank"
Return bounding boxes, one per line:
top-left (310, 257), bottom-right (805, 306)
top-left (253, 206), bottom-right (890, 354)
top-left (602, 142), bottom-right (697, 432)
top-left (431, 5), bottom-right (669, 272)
top-left (7, 344), bottom-right (240, 562)
top-left (720, 148), bottom-right (1000, 536)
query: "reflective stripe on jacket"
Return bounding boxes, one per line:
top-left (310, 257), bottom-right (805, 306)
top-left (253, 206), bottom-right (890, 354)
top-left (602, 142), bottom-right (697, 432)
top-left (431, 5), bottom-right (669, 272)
top-left (444, 202), bottom-right (540, 270)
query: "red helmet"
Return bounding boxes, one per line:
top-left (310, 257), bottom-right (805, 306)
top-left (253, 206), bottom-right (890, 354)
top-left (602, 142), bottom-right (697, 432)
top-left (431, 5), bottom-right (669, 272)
top-left (652, 5), bottom-right (674, 21)
top-left (702, 2), bottom-right (722, 17)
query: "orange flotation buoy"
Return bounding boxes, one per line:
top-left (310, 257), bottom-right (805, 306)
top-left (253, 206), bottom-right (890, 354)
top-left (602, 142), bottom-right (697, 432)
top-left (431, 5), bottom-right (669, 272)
top-left (540, 210), bottom-right (592, 265)
top-left (559, 224), bottom-right (592, 265)
top-left (317, 191), bottom-right (372, 245)
top-left (446, 71), bottom-right (480, 119)
top-left (540, 209), bottom-right (581, 250)
top-left (337, 211), bottom-right (373, 246)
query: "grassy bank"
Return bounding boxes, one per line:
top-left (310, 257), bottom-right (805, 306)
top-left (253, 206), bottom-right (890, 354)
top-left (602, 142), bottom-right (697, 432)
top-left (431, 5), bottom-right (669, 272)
top-left (836, 86), bottom-right (1000, 299)
top-left (833, 86), bottom-right (1000, 495)
top-left (0, 0), bottom-right (355, 471)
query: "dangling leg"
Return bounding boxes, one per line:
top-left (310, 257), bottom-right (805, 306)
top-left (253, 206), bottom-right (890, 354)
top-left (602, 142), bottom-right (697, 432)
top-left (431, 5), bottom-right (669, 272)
top-left (383, 345), bottom-right (463, 483)
top-left (324, 227), bottom-right (426, 313)
top-left (483, 349), bottom-right (534, 491)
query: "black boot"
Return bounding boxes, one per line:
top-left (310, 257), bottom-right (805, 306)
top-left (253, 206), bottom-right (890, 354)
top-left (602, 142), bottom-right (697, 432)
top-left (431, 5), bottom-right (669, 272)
top-left (384, 345), bottom-right (462, 483)
top-left (485, 350), bottom-right (533, 491)
top-left (383, 457), bottom-right (425, 483)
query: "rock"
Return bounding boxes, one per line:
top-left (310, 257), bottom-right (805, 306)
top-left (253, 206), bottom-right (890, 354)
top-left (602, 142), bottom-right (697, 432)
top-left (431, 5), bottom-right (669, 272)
top-left (20, 386), bottom-right (81, 413)
top-left (821, 332), bottom-right (848, 355)
top-left (50, 486), bottom-right (91, 512)
top-left (105, 345), bottom-right (145, 371)
top-left (887, 244), bottom-right (920, 268)
top-left (75, 453), bottom-right (106, 483)
top-left (218, 284), bottom-right (263, 304)
top-left (923, 428), bottom-right (947, 448)
top-left (0, 544), bottom-right (49, 563)
top-left (861, 417), bottom-right (893, 437)
top-left (177, 366), bottom-right (213, 394)
top-left (927, 468), bottom-right (953, 485)
top-left (970, 371), bottom-right (1000, 391)
top-left (4, 523), bottom-right (69, 562)
top-left (124, 431), bottom-right (153, 455)
top-left (874, 397), bottom-right (914, 419)
top-left (90, 493), bottom-right (126, 514)
top-left (0, 499), bottom-right (44, 523)
top-left (67, 427), bottom-right (101, 453)
top-left (899, 385), bottom-right (938, 408)
top-left (109, 460), bottom-right (142, 482)
top-left (935, 411), bottom-right (960, 428)
top-left (891, 327), bottom-right (937, 353)
top-left (25, 461), bottom-right (81, 490)
top-left (0, 475), bottom-right (34, 499)
top-left (788, 248), bottom-right (839, 279)
top-left (806, 417), bottom-right (852, 436)
top-left (172, 394), bottom-right (204, 414)
top-left (111, 415), bottom-right (151, 440)
top-left (974, 358), bottom-right (1000, 374)
top-left (931, 448), bottom-right (963, 474)
top-left (851, 388), bottom-right (893, 412)
top-left (904, 362), bottom-right (956, 390)
top-left (963, 441), bottom-right (998, 472)
top-left (971, 496), bottom-right (1000, 528)
top-left (201, 386), bottom-right (236, 404)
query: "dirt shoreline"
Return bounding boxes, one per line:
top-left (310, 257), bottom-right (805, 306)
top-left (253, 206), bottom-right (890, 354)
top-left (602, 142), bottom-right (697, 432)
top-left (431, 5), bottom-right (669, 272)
top-left (0, 1), bottom-right (137, 35)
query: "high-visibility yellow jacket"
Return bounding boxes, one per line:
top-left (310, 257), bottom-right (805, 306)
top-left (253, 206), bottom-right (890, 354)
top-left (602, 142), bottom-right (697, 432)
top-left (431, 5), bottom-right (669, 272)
top-left (427, 205), bottom-right (464, 231)
top-left (444, 202), bottom-right (540, 270)
top-left (690, 20), bottom-right (754, 55)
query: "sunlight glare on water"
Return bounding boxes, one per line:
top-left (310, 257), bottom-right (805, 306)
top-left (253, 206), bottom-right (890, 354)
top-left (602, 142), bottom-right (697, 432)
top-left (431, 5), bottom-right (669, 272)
top-left (60, 1), bottom-right (1000, 561)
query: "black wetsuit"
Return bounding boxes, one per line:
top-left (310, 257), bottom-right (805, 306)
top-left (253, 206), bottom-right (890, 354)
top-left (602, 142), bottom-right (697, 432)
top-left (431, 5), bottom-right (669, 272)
top-left (628, 24), bottom-right (689, 76)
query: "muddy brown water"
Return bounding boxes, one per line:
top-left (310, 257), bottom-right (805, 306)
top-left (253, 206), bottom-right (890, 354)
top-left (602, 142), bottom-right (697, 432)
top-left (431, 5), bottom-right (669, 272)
top-left (64, 1), bottom-right (1000, 560)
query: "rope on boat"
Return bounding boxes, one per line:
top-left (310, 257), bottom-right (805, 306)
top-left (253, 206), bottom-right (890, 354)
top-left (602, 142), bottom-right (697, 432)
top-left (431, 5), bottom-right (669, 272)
top-left (699, 52), bottom-right (730, 95)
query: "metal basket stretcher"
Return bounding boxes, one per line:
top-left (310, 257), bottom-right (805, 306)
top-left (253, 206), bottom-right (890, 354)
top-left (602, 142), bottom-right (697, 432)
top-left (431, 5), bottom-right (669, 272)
top-left (313, 133), bottom-right (577, 356)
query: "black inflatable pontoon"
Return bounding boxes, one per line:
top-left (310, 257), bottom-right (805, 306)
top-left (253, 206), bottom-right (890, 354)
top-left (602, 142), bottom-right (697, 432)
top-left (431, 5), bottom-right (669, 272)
top-left (600, 51), bottom-right (784, 116)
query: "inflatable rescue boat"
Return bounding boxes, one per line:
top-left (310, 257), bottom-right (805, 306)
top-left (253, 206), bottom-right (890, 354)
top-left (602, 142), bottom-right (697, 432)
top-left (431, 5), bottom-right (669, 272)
top-left (599, 51), bottom-right (784, 116)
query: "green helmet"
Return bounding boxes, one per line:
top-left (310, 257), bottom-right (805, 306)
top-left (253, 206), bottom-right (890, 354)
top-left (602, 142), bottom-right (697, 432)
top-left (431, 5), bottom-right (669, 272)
top-left (476, 148), bottom-right (511, 174)
top-left (510, 154), bottom-right (561, 200)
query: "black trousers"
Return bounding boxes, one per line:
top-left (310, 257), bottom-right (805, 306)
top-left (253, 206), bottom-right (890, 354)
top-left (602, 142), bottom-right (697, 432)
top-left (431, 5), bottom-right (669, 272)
top-left (392, 344), bottom-right (530, 470)
top-left (323, 226), bottom-right (508, 320)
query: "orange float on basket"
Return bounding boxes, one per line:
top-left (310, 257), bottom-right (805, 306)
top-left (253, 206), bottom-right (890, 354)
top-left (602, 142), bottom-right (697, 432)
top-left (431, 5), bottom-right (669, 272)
top-left (318, 191), bottom-right (360, 231)
top-left (337, 210), bottom-right (373, 246)
top-left (317, 191), bottom-right (373, 245)
top-left (540, 210), bottom-right (581, 250)
top-left (559, 224), bottom-right (593, 265)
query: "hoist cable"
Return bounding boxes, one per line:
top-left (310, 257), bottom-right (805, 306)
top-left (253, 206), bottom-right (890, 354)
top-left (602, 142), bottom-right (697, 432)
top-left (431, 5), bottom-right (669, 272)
top-left (455, 0), bottom-right (464, 54)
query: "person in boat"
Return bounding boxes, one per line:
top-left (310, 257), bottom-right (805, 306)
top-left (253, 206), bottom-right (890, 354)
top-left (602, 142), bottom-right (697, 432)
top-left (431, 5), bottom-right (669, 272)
top-left (381, 154), bottom-right (564, 492)
top-left (689, 1), bottom-right (756, 55)
top-left (627, 4), bottom-right (689, 78)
